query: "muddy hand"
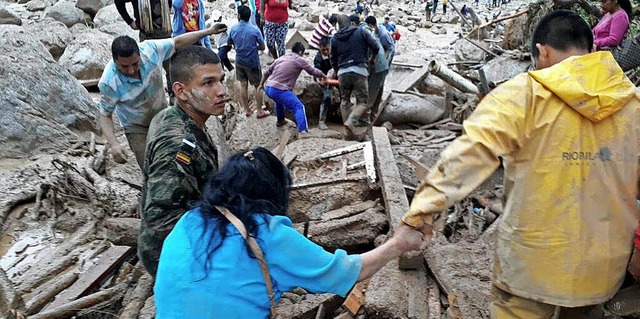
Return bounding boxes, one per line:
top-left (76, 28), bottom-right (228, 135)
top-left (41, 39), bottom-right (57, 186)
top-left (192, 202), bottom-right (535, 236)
top-left (393, 222), bottom-right (427, 252)
top-left (110, 144), bottom-right (127, 164)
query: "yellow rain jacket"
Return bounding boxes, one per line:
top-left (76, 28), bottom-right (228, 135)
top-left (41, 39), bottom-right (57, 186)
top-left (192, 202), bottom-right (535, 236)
top-left (404, 51), bottom-right (640, 306)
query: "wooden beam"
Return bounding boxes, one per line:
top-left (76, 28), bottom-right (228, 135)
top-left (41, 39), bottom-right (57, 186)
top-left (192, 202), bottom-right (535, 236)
top-left (45, 245), bottom-right (133, 309)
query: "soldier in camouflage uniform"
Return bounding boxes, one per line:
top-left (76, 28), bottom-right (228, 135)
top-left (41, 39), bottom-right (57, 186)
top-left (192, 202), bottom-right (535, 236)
top-left (139, 46), bottom-right (229, 276)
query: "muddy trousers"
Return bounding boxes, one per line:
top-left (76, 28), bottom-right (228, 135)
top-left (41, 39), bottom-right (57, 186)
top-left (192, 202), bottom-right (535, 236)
top-left (338, 72), bottom-right (370, 141)
top-left (319, 85), bottom-right (332, 125)
top-left (490, 285), bottom-right (604, 319)
top-left (124, 131), bottom-right (148, 170)
top-left (368, 70), bottom-right (388, 122)
top-left (265, 86), bottom-right (309, 132)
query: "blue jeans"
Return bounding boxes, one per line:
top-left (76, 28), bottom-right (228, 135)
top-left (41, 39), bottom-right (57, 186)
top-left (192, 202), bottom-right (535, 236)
top-left (265, 86), bottom-right (308, 132)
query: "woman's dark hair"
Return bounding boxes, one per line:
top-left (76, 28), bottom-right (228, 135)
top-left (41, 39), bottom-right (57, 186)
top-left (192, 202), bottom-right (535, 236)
top-left (195, 147), bottom-right (292, 276)
top-left (618, 0), bottom-right (633, 18)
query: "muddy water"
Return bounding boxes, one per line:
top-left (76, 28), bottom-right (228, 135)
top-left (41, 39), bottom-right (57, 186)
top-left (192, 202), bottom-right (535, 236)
top-left (0, 203), bottom-right (62, 275)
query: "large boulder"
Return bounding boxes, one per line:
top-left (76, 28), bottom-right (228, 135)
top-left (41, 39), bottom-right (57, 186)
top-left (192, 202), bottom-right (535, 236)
top-left (23, 19), bottom-right (73, 60)
top-left (378, 92), bottom-right (445, 125)
top-left (93, 4), bottom-right (124, 27)
top-left (0, 25), bottom-right (97, 159)
top-left (76, 0), bottom-right (109, 17)
top-left (44, 1), bottom-right (90, 27)
top-left (98, 21), bottom-right (139, 39)
top-left (0, 7), bottom-right (22, 25)
top-left (58, 29), bottom-right (113, 83)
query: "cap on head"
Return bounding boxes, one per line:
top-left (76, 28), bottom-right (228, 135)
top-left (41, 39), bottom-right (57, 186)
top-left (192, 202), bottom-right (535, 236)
top-left (384, 15), bottom-right (390, 20)
top-left (349, 14), bottom-right (360, 23)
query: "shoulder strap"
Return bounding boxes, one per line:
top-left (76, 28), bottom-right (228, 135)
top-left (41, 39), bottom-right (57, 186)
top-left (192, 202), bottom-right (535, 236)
top-left (215, 206), bottom-right (278, 318)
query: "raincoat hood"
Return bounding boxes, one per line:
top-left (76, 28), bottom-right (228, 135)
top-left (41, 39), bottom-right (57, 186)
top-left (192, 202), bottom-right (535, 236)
top-left (334, 25), bottom-right (358, 41)
top-left (529, 51), bottom-right (637, 123)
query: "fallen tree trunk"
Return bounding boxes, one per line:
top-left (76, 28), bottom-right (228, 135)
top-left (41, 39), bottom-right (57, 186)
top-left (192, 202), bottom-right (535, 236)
top-left (26, 272), bottom-right (79, 315)
top-left (120, 272), bottom-right (154, 319)
top-left (28, 283), bottom-right (127, 319)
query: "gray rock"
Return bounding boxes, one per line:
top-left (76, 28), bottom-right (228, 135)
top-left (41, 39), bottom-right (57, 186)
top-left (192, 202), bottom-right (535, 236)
top-left (0, 25), bottom-right (97, 159)
top-left (58, 29), bottom-right (113, 82)
top-left (18, 0), bottom-right (30, 4)
top-left (297, 20), bottom-right (314, 31)
top-left (44, 1), bottom-right (88, 27)
top-left (408, 25), bottom-right (416, 32)
top-left (98, 22), bottom-right (139, 39)
top-left (93, 4), bottom-right (122, 27)
top-left (26, 0), bottom-right (48, 11)
top-left (23, 19), bottom-right (72, 60)
top-left (0, 8), bottom-right (22, 25)
top-left (76, 0), bottom-right (109, 17)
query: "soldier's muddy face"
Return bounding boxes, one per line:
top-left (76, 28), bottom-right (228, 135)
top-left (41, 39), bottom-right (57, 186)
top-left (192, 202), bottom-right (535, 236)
top-left (184, 63), bottom-right (229, 116)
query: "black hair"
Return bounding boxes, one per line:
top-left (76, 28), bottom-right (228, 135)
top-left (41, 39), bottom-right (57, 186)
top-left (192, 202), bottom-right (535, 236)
top-left (292, 42), bottom-right (305, 54)
top-left (319, 36), bottom-right (331, 47)
top-left (169, 45), bottom-right (221, 85)
top-left (365, 15), bottom-right (377, 25)
top-left (531, 10), bottom-right (593, 59)
top-left (111, 36), bottom-right (139, 60)
top-left (618, 0), bottom-right (633, 18)
top-left (195, 147), bottom-right (292, 278)
top-left (238, 5), bottom-right (251, 22)
top-left (329, 13), bottom-right (338, 24)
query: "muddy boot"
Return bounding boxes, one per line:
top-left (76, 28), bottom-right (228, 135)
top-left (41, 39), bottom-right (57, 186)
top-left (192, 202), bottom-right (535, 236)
top-left (318, 103), bottom-right (329, 130)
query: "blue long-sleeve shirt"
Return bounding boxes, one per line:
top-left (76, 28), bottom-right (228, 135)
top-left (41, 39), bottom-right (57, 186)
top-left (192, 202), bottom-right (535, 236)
top-left (155, 209), bottom-right (362, 319)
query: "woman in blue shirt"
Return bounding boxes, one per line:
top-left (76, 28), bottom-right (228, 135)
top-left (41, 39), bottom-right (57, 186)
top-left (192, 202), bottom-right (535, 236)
top-left (154, 147), bottom-right (426, 318)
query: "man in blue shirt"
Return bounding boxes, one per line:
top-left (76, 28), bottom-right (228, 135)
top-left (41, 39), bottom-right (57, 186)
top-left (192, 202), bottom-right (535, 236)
top-left (229, 5), bottom-right (270, 119)
top-left (98, 24), bottom-right (225, 169)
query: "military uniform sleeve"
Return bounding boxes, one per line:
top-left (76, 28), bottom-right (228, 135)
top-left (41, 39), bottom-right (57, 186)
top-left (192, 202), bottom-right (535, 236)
top-left (403, 78), bottom-right (526, 227)
top-left (143, 130), bottom-right (200, 234)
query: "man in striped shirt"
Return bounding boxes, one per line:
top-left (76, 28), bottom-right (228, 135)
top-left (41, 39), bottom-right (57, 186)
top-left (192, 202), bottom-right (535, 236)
top-left (98, 25), bottom-right (224, 169)
top-left (309, 14), bottom-right (338, 50)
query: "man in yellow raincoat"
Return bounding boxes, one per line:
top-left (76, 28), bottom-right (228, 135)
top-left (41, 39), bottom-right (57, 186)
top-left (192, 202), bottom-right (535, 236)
top-left (402, 10), bottom-right (640, 318)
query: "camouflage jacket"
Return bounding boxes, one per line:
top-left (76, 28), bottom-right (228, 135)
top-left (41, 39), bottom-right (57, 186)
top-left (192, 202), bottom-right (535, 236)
top-left (141, 104), bottom-right (218, 238)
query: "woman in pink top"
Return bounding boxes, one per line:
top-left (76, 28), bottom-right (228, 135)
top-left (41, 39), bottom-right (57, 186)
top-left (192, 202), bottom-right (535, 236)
top-left (593, 0), bottom-right (632, 49)
top-left (260, 0), bottom-right (294, 59)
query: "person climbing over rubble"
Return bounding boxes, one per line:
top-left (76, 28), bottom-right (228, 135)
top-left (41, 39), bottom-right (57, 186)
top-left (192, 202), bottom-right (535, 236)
top-left (153, 146), bottom-right (428, 318)
top-left (314, 37), bottom-right (334, 130)
top-left (229, 5), bottom-right (271, 119)
top-left (98, 24), bottom-right (225, 169)
top-left (402, 9), bottom-right (640, 319)
top-left (139, 45), bottom-right (229, 276)
top-left (331, 14), bottom-right (379, 141)
top-left (258, 42), bottom-right (327, 133)
top-left (309, 13), bottom-right (338, 50)
top-left (361, 16), bottom-right (391, 117)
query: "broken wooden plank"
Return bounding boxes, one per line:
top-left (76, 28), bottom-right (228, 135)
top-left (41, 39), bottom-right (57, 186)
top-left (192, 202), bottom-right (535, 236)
top-left (291, 176), bottom-right (367, 190)
top-left (272, 130), bottom-right (291, 160)
top-left (316, 142), bottom-right (376, 183)
top-left (393, 66), bottom-right (430, 93)
top-left (321, 200), bottom-right (379, 221)
top-left (317, 143), bottom-right (367, 159)
top-left (342, 279), bottom-right (370, 315)
top-left (464, 9), bottom-right (529, 38)
top-left (461, 37), bottom-right (498, 58)
top-left (45, 245), bottom-right (133, 309)
top-left (315, 304), bottom-right (326, 319)
top-left (427, 275), bottom-right (442, 319)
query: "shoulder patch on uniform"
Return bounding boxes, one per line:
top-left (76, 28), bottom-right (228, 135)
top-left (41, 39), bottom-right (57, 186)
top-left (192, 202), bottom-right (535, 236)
top-left (175, 135), bottom-right (196, 165)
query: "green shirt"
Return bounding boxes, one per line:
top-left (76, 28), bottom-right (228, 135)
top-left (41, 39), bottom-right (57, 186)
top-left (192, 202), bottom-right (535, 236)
top-left (139, 104), bottom-right (218, 275)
